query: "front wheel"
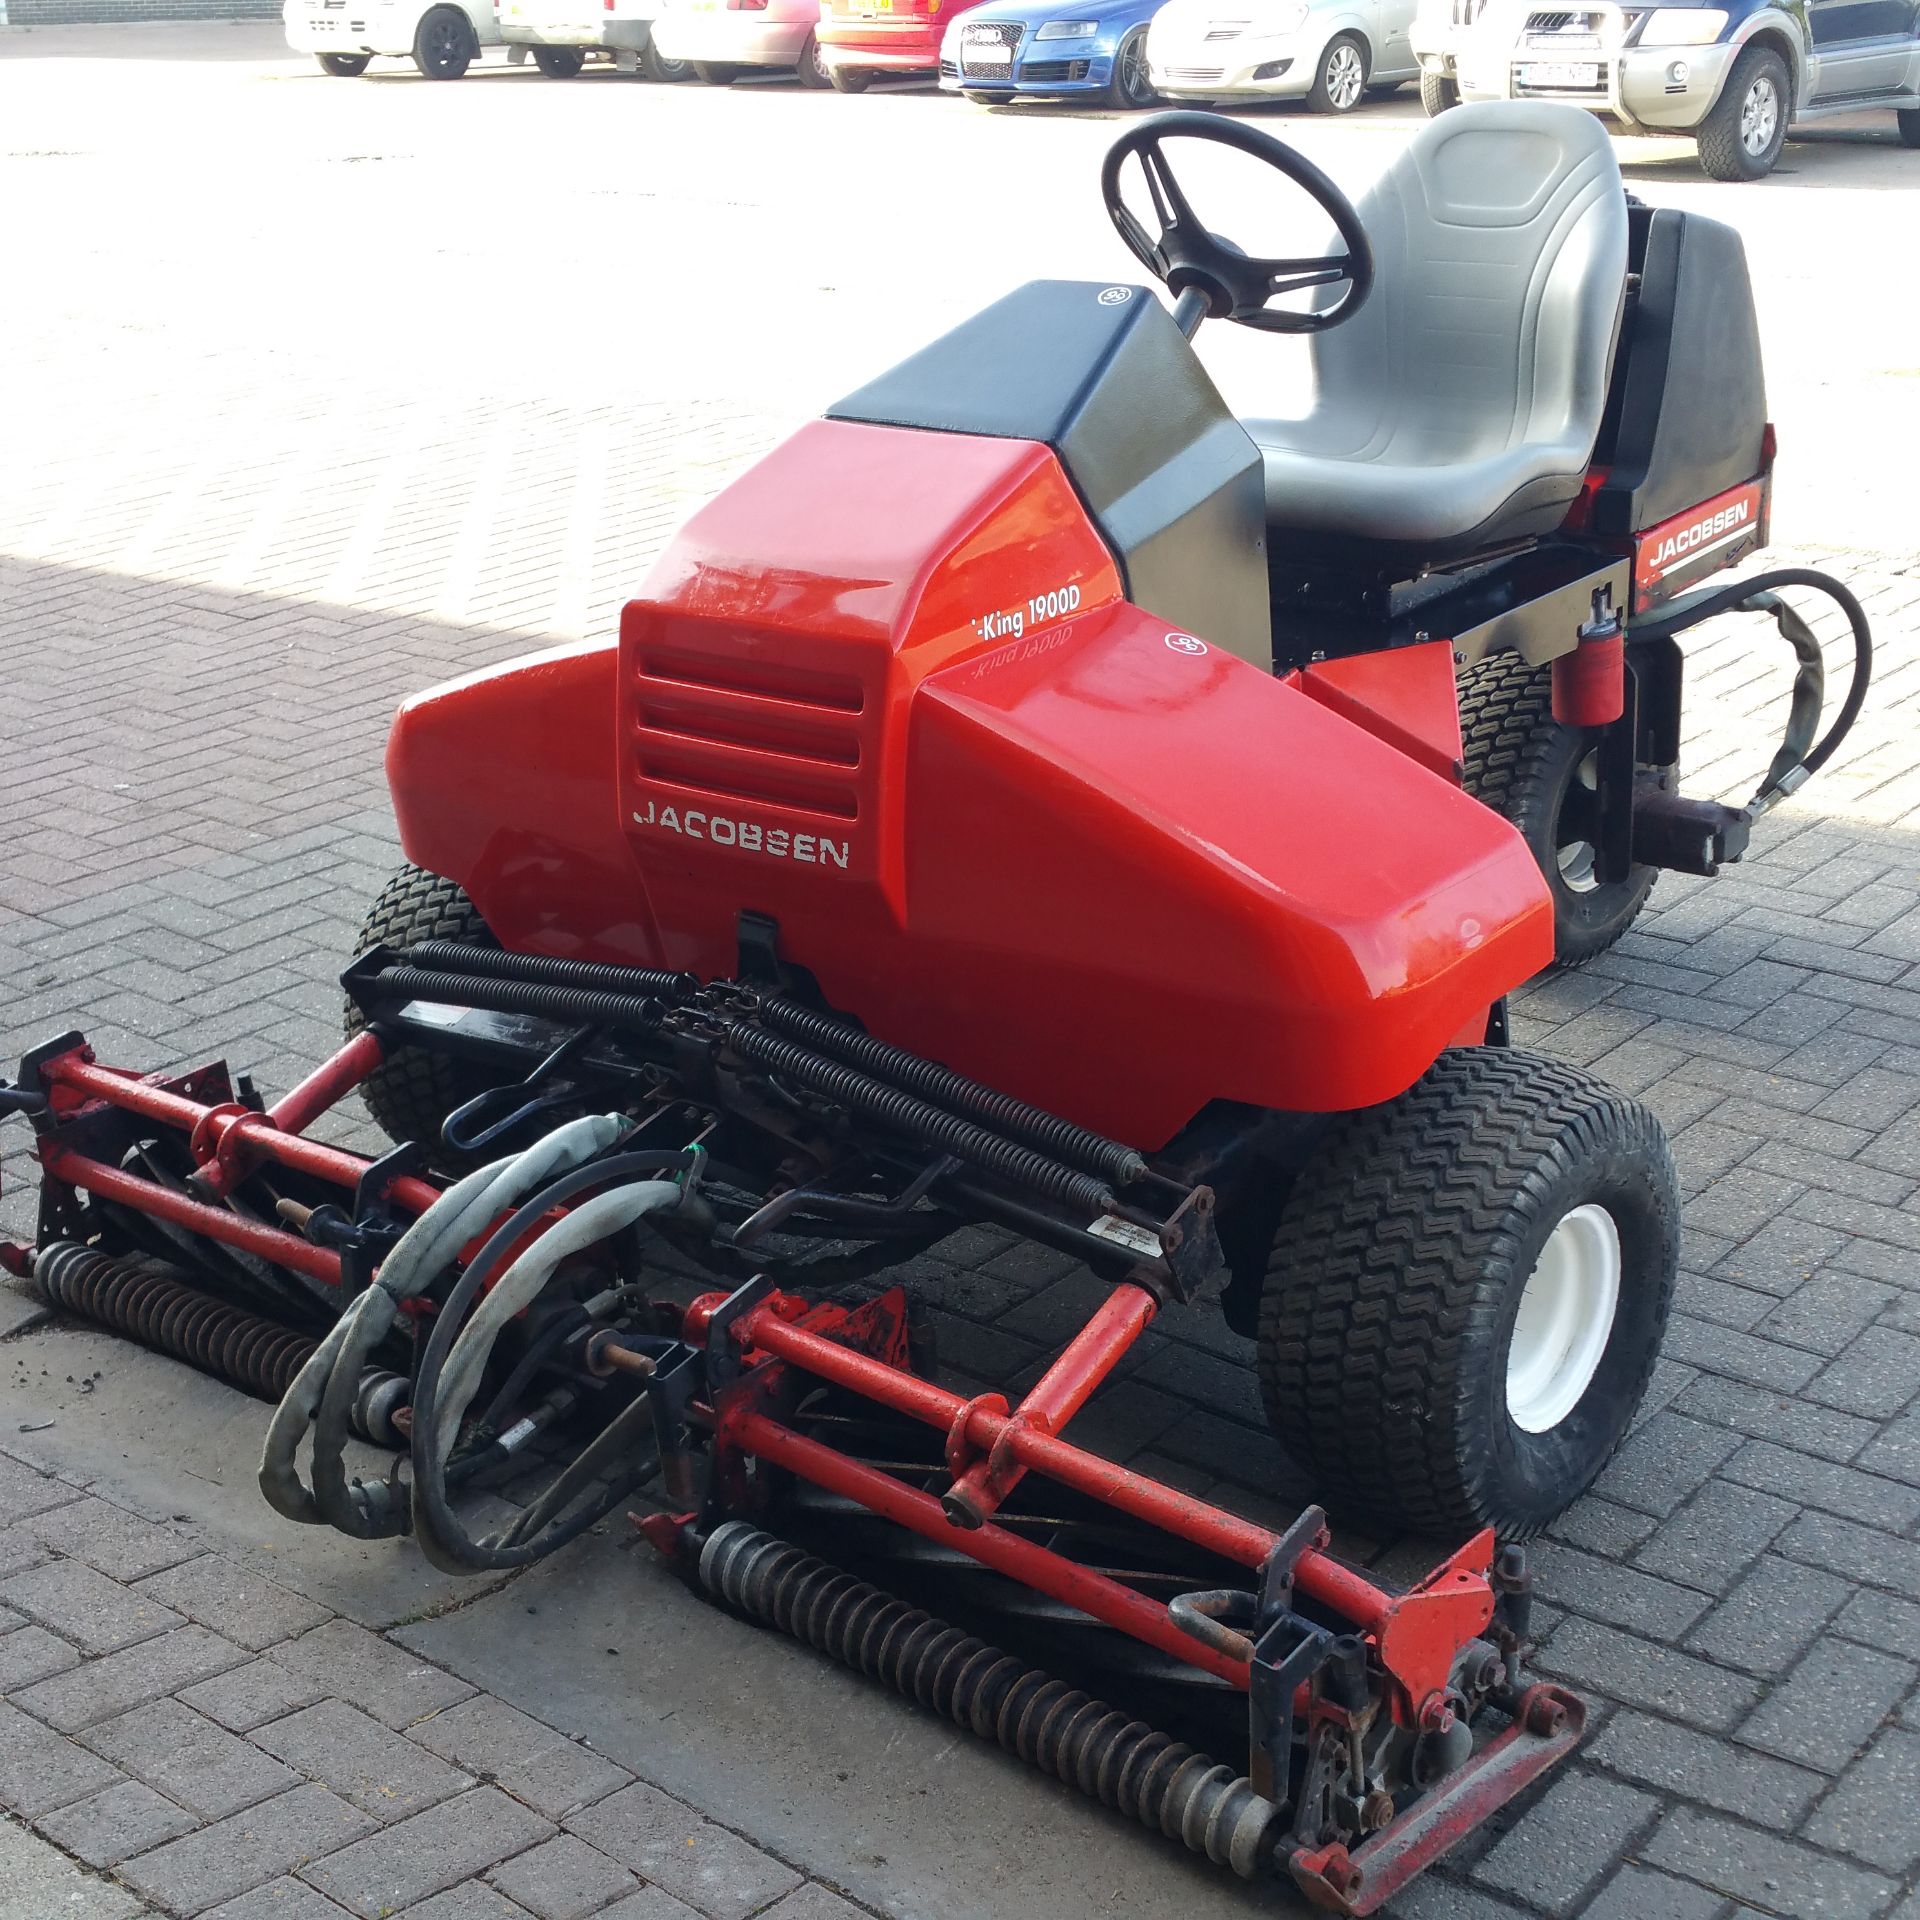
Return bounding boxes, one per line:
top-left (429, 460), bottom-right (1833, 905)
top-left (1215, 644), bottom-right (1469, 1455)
top-left (690, 60), bottom-right (740, 83)
top-left (1256, 1049), bottom-right (1678, 1538)
top-left (639, 40), bottom-right (691, 80)
top-left (413, 4), bottom-right (476, 77)
top-left (1696, 43), bottom-right (1789, 179)
top-left (1458, 653), bottom-right (1659, 966)
top-left (345, 865), bottom-right (502, 1170)
top-left (827, 60), bottom-right (872, 91)
top-left (1105, 26), bottom-right (1157, 108)
top-left (1306, 31), bottom-right (1369, 112)
top-left (316, 51), bottom-right (372, 74)
top-left (532, 44), bottom-right (585, 75)
top-left (1418, 68), bottom-right (1458, 114)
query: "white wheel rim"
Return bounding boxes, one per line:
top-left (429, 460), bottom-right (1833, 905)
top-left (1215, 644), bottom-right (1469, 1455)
top-left (1506, 1203), bottom-right (1621, 1433)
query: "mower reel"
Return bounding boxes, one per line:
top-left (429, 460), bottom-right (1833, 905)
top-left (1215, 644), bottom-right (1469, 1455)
top-left (1, 959), bottom-right (1583, 1906)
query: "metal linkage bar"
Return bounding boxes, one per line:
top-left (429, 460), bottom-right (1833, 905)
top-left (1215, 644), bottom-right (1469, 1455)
top-left (42, 1052), bottom-right (442, 1220)
top-left (942, 1280), bottom-right (1158, 1528)
top-left (694, 1290), bottom-right (1394, 1635)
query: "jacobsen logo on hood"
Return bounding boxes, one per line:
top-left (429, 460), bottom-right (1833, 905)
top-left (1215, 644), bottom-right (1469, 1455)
top-left (631, 799), bottom-right (852, 870)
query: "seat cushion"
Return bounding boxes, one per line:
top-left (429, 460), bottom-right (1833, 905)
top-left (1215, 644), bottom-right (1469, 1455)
top-left (1244, 104), bottom-right (1627, 552)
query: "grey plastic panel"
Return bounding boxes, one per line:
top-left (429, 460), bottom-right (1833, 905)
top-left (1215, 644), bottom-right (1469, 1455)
top-left (828, 282), bottom-right (1272, 668)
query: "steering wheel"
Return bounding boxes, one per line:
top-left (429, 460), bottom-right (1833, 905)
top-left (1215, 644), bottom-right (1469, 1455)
top-left (1101, 112), bottom-right (1374, 334)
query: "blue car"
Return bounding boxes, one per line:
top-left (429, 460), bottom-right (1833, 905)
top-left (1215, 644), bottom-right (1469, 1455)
top-left (939, 0), bottom-right (1162, 105)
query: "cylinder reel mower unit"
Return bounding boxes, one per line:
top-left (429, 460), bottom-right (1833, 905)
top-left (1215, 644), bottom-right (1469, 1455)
top-left (0, 106), bottom-right (1874, 1913)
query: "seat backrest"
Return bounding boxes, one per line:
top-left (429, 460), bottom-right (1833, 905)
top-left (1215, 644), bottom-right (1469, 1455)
top-left (1303, 103), bottom-right (1627, 470)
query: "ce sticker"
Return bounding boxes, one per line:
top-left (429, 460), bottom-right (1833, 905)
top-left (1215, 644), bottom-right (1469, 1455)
top-left (1164, 631), bottom-right (1207, 655)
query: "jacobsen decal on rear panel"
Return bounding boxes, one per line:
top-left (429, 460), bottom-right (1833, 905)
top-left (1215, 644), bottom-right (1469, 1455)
top-left (1635, 481), bottom-right (1765, 590)
top-left (630, 802), bottom-right (852, 869)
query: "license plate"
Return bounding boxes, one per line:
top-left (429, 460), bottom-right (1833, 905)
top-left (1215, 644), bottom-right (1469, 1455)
top-left (1520, 60), bottom-right (1598, 85)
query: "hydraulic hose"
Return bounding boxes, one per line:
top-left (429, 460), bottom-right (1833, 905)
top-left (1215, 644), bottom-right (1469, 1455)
top-left (405, 1142), bottom-right (700, 1573)
top-left (1636, 567), bottom-right (1874, 812)
top-left (258, 1114), bottom-right (636, 1537)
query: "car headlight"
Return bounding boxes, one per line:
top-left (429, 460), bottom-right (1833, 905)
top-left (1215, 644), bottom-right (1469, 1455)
top-left (1635, 7), bottom-right (1727, 44)
top-left (1035, 17), bottom-right (1099, 36)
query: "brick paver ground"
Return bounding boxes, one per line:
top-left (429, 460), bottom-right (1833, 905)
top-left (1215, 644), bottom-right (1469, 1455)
top-left (5, 26), bottom-right (1920, 1920)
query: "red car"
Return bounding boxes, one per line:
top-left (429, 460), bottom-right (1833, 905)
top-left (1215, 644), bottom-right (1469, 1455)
top-left (817, 0), bottom-right (975, 88)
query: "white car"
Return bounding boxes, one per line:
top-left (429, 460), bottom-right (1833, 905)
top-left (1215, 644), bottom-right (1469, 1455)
top-left (1408, 0), bottom-right (1487, 110)
top-left (498, 0), bottom-right (689, 76)
top-left (649, 0), bottom-right (832, 83)
top-left (1146, 0), bottom-right (1420, 109)
top-left (285, 0), bottom-right (501, 77)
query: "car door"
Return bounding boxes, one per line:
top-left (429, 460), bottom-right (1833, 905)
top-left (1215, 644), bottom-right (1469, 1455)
top-left (1371, 0), bottom-right (1417, 73)
top-left (1806, 0), bottom-right (1916, 95)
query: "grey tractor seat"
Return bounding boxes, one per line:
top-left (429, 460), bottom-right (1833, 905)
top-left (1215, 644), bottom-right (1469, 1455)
top-left (1245, 103), bottom-right (1629, 553)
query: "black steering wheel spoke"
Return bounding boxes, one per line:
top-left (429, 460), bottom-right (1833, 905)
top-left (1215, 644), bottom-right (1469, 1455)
top-left (1100, 112), bottom-right (1374, 337)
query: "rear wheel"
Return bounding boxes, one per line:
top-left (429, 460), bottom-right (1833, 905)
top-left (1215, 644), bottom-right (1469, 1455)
top-left (1106, 26), bottom-right (1157, 108)
top-left (1418, 68), bottom-right (1458, 113)
top-left (796, 29), bottom-right (831, 86)
top-left (413, 5), bottom-right (476, 77)
top-left (345, 865), bottom-right (501, 1168)
top-left (1897, 107), bottom-right (1920, 146)
top-left (533, 44), bottom-right (585, 75)
top-left (827, 60), bottom-right (872, 90)
top-left (316, 51), bottom-right (372, 74)
top-left (690, 60), bottom-right (740, 83)
top-left (639, 40), bottom-right (691, 80)
top-left (1696, 43), bottom-right (1789, 179)
top-left (1306, 31), bottom-right (1368, 112)
top-left (1256, 1048), bottom-right (1678, 1537)
top-left (1459, 653), bottom-right (1659, 966)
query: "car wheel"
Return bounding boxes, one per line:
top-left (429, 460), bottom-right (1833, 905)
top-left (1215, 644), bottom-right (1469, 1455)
top-left (532, 44), bottom-right (584, 75)
top-left (1898, 107), bottom-right (1920, 146)
top-left (1307, 31), bottom-right (1369, 112)
top-left (1419, 68), bottom-right (1459, 113)
top-left (1106, 25), bottom-right (1157, 108)
top-left (1697, 43), bottom-right (1789, 179)
top-left (827, 60), bottom-right (872, 91)
top-left (690, 60), bottom-right (740, 83)
top-left (797, 29), bottom-right (832, 86)
top-left (412, 5), bottom-right (476, 77)
top-left (316, 51), bottom-right (372, 74)
top-left (639, 38), bottom-right (691, 80)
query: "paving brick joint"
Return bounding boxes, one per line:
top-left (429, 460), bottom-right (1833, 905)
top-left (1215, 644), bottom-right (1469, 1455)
top-left (5, 27), bottom-right (1920, 1920)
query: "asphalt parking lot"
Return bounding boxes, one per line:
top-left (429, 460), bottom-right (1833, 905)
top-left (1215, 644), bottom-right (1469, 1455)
top-left (3, 22), bottom-right (1920, 1920)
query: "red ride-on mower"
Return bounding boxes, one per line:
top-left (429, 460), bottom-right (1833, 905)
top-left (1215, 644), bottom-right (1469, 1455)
top-left (1, 106), bottom-right (1872, 1910)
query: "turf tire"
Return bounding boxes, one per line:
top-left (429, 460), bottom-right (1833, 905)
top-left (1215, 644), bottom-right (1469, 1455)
top-left (1256, 1048), bottom-right (1678, 1538)
top-left (1458, 652), bottom-right (1658, 966)
top-left (639, 38), bottom-right (691, 80)
top-left (1418, 69), bottom-right (1458, 114)
top-left (827, 61), bottom-right (872, 90)
top-left (317, 52), bottom-right (372, 74)
top-left (345, 865), bottom-right (501, 1167)
top-left (533, 44), bottom-right (585, 75)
